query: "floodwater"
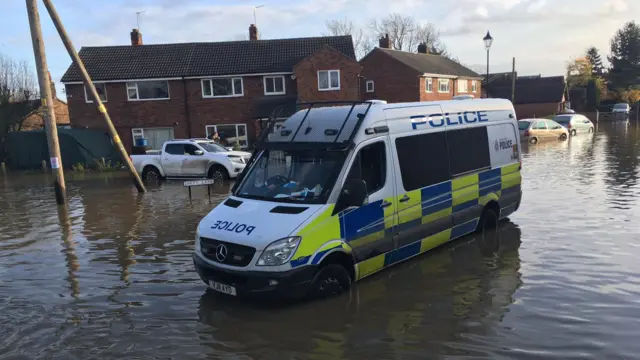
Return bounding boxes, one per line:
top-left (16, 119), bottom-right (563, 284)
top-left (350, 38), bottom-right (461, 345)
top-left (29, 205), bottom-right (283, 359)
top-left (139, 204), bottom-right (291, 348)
top-left (1, 122), bottom-right (640, 359)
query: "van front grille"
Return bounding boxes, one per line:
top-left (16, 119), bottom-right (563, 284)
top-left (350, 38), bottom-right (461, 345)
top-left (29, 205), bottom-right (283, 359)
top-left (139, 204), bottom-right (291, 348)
top-left (200, 237), bottom-right (255, 267)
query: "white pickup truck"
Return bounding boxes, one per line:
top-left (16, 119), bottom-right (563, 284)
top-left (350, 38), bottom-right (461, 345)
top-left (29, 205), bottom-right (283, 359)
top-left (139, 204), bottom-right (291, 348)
top-left (131, 139), bottom-right (252, 181)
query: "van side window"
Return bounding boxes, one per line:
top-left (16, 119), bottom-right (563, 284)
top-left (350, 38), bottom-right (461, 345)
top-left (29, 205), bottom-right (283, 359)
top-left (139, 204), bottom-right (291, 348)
top-left (346, 141), bottom-right (386, 195)
top-left (447, 127), bottom-right (490, 175)
top-left (395, 132), bottom-right (450, 191)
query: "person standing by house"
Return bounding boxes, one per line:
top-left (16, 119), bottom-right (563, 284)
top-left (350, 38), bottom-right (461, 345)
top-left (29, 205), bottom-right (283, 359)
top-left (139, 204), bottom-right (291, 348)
top-left (208, 131), bottom-right (220, 142)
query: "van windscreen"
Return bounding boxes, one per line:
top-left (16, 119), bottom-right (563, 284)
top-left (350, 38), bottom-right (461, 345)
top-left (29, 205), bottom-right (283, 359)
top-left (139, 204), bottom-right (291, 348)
top-left (518, 121), bottom-right (531, 130)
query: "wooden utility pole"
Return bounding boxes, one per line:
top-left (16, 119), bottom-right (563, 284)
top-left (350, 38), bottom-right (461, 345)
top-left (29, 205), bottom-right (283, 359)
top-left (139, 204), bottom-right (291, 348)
top-left (41, 0), bottom-right (146, 193)
top-left (26, 0), bottom-right (66, 204)
top-left (511, 57), bottom-right (516, 103)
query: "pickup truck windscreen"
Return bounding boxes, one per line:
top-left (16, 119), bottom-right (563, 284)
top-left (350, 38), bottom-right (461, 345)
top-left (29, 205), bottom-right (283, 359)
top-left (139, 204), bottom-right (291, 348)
top-left (198, 142), bottom-right (228, 153)
top-left (234, 149), bottom-right (346, 204)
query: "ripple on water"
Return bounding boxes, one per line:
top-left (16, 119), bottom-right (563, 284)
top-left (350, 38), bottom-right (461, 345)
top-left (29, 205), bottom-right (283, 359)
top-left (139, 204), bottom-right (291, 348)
top-left (1, 125), bottom-right (640, 358)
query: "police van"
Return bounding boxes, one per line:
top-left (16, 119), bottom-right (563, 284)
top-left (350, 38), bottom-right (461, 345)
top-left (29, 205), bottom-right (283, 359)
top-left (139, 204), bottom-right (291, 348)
top-left (193, 99), bottom-right (522, 299)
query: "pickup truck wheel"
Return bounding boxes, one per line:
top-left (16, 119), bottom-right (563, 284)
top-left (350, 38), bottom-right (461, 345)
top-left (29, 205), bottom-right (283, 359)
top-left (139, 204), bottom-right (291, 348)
top-left (142, 166), bottom-right (161, 181)
top-left (208, 165), bottom-right (229, 183)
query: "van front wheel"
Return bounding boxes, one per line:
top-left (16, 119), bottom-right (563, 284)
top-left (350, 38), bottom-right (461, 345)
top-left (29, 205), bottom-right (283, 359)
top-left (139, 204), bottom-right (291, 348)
top-left (309, 264), bottom-right (351, 299)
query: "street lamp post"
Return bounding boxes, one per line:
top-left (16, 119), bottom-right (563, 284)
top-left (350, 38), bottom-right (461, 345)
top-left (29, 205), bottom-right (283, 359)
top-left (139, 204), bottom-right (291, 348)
top-left (483, 31), bottom-right (493, 98)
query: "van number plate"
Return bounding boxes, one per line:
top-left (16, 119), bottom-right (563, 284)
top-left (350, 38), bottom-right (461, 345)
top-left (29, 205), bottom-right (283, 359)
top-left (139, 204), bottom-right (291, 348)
top-left (209, 281), bottom-right (237, 296)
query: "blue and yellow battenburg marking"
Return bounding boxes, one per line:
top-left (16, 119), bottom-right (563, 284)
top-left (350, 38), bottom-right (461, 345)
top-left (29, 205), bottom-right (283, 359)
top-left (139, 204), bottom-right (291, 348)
top-left (290, 163), bottom-right (521, 278)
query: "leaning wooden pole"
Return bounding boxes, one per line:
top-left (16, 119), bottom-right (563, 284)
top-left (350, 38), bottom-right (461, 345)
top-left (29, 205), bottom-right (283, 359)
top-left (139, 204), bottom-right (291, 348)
top-left (26, 0), bottom-right (67, 204)
top-left (40, 0), bottom-right (146, 193)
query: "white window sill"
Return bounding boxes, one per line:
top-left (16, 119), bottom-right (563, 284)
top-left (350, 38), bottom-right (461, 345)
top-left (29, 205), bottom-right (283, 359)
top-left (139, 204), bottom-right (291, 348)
top-left (318, 88), bottom-right (341, 92)
top-left (127, 98), bottom-right (171, 102)
top-left (202, 94), bottom-right (244, 99)
top-left (85, 100), bottom-right (108, 104)
top-left (264, 92), bottom-right (286, 96)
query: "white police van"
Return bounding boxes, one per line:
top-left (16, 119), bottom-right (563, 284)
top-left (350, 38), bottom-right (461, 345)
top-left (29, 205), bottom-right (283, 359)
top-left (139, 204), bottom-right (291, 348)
top-left (193, 99), bottom-right (522, 299)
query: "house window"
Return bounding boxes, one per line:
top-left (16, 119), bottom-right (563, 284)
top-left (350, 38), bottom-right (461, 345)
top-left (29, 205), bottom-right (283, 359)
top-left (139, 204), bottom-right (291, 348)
top-left (263, 76), bottom-right (285, 95)
top-left (472, 80), bottom-right (477, 93)
top-left (127, 80), bottom-right (169, 100)
top-left (132, 127), bottom-right (175, 150)
top-left (318, 70), bottom-right (340, 91)
top-left (438, 79), bottom-right (450, 93)
top-left (84, 83), bottom-right (107, 103)
top-left (425, 78), bottom-right (433, 92)
top-left (202, 78), bottom-right (243, 98)
top-left (457, 79), bottom-right (468, 93)
top-left (366, 80), bottom-right (375, 93)
top-left (205, 124), bottom-right (248, 149)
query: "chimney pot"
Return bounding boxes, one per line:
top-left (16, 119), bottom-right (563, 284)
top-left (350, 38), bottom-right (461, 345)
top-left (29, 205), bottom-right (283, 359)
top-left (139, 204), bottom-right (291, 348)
top-left (249, 24), bottom-right (259, 41)
top-left (379, 34), bottom-right (391, 49)
top-left (417, 43), bottom-right (428, 54)
top-left (130, 28), bottom-right (142, 46)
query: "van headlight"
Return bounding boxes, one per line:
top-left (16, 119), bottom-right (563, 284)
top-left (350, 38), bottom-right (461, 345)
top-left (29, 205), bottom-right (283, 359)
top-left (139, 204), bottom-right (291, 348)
top-left (256, 237), bottom-right (301, 266)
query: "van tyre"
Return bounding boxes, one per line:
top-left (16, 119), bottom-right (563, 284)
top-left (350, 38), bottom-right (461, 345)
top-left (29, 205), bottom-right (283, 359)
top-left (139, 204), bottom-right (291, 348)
top-left (142, 166), bottom-right (161, 181)
top-left (208, 165), bottom-right (229, 183)
top-left (309, 264), bottom-right (351, 300)
top-left (477, 206), bottom-right (499, 233)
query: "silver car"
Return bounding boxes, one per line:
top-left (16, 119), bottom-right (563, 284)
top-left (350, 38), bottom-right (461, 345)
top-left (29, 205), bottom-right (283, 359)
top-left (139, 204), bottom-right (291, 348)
top-left (552, 114), bottom-right (594, 136)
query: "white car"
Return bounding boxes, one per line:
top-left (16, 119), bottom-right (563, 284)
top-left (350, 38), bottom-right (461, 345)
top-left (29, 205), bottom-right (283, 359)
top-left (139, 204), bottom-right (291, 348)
top-left (131, 139), bottom-right (252, 181)
top-left (612, 103), bottom-right (630, 114)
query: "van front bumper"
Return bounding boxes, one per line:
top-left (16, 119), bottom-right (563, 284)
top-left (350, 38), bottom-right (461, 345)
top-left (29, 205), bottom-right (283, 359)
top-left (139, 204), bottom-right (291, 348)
top-left (193, 253), bottom-right (316, 299)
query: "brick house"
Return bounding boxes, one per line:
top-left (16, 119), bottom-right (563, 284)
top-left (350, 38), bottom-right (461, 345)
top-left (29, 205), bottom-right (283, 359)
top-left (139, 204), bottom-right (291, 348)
top-left (487, 74), bottom-right (567, 118)
top-left (60, 26), bottom-right (360, 151)
top-left (360, 35), bottom-right (483, 103)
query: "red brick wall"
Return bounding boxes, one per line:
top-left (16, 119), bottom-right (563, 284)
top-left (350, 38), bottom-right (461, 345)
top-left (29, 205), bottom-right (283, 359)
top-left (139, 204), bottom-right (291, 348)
top-left (65, 75), bottom-right (298, 150)
top-left (294, 46), bottom-right (361, 103)
top-left (360, 50), bottom-right (421, 103)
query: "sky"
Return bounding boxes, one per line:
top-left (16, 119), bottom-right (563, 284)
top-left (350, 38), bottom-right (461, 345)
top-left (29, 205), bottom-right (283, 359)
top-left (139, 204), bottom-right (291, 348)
top-left (1, 0), bottom-right (638, 98)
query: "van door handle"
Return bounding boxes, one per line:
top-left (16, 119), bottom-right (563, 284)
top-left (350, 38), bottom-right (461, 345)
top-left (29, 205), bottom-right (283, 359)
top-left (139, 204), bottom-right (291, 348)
top-left (399, 195), bottom-right (411, 203)
top-left (380, 201), bottom-right (392, 208)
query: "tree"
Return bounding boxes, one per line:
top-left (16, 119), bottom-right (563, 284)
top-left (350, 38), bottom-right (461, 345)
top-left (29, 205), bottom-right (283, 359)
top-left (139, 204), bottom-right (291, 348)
top-left (324, 19), bottom-right (373, 60)
top-left (326, 14), bottom-right (453, 61)
top-left (0, 53), bottom-right (39, 156)
top-left (566, 57), bottom-right (593, 88)
top-left (586, 78), bottom-right (600, 111)
top-left (608, 21), bottom-right (640, 90)
top-left (585, 46), bottom-right (604, 76)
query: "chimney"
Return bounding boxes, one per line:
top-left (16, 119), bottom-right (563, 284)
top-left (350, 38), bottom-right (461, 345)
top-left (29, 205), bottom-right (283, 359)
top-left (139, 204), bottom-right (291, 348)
top-left (417, 43), bottom-right (429, 54)
top-left (249, 24), bottom-right (259, 41)
top-left (379, 34), bottom-right (390, 49)
top-left (130, 28), bottom-right (142, 46)
top-left (48, 71), bottom-right (56, 98)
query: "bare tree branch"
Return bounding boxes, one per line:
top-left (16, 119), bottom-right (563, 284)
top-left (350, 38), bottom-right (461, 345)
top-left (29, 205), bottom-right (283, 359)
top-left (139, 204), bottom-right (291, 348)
top-left (0, 52), bottom-right (39, 145)
top-left (325, 18), bottom-right (371, 60)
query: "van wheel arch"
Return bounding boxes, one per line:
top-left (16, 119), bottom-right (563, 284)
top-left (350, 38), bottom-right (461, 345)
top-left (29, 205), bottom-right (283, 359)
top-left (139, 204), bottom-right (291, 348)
top-left (308, 251), bottom-right (354, 299)
top-left (477, 201), bottom-right (500, 233)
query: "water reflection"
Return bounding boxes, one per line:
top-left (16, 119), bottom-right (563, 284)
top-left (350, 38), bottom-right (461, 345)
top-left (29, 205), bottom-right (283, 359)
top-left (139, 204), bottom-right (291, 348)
top-left (2, 124), bottom-right (640, 358)
top-left (196, 222), bottom-right (522, 358)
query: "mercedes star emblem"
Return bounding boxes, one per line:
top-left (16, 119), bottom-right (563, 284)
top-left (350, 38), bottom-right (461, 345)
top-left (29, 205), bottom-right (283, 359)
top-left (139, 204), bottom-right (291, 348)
top-left (215, 244), bottom-right (228, 262)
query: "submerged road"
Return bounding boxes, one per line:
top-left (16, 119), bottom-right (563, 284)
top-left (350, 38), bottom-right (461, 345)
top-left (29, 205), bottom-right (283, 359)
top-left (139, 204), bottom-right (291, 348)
top-left (1, 122), bottom-right (639, 359)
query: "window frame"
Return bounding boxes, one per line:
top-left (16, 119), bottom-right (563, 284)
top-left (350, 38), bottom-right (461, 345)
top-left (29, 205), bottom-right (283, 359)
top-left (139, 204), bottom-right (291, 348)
top-left (471, 80), bottom-right (477, 93)
top-left (344, 140), bottom-right (387, 196)
top-left (457, 79), bottom-right (468, 93)
top-left (425, 78), bottom-right (433, 93)
top-left (438, 79), bottom-right (450, 93)
top-left (126, 80), bottom-right (170, 101)
top-left (318, 70), bottom-right (340, 91)
top-left (366, 80), bottom-right (375, 93)
top-left (446, 127), bottom-right (491, 177)
top-left (395, 131), bottom-right (451, 192)
top-left (263, 75), bottom-right (286, 96)
top-left (84, 82), bottom-right (107, 103)
top-left (201, 77), bottom-right (244, 98)
top-left (205, 124), bottom-right (249, 149)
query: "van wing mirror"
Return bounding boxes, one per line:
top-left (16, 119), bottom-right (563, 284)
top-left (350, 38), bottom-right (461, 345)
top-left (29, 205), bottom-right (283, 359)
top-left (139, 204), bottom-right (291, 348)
top-left (334, 179), bottom-right (368, 214)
